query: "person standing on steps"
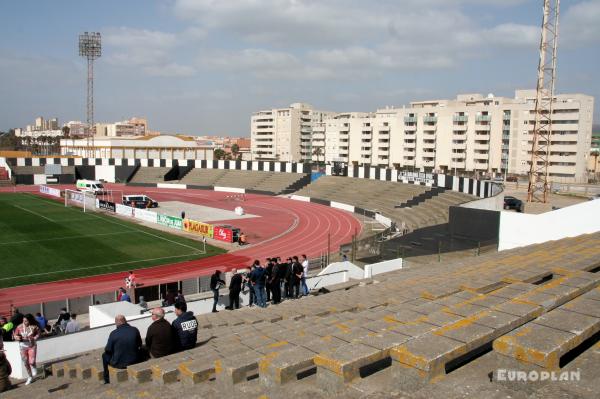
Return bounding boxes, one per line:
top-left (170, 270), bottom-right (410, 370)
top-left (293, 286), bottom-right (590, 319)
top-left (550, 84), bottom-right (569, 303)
top-left (13, 314), bottom-right (41, 385)
top-left (227, 269), bottom-right (242, 310)
top-left (210, 270), bottom-right (225, 313)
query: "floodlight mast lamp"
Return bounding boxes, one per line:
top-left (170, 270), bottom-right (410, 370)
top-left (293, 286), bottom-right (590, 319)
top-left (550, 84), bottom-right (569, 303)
top-left (527, 0), bottom-right (560, 204)
top-left (79, 32), bottom-right (101, 158)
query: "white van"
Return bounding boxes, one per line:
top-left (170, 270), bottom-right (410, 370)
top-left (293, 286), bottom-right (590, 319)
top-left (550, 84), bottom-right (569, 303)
top-left (76, 179), bottom-right (106, 195)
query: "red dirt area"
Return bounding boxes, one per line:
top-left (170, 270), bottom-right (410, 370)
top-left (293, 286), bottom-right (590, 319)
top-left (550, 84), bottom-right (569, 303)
top-left (0, 184), bottom-right (362, 314)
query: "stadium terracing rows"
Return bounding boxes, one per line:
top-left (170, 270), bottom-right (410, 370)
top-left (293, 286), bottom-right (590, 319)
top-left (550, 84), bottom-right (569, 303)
top-left (4, 232), bottom-right (600, 398)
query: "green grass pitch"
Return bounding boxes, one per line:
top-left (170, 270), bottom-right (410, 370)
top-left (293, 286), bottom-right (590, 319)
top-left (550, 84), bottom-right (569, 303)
top-left (0, 193), bottom-right (225, 288)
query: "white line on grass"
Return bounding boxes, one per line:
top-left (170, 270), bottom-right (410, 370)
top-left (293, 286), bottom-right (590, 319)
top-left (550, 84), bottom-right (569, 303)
top-left (0, 252), bottom-right (204, 282)
top-left (24, 193), bottom-right (203, 253)
top-left (13, 204), bottom-right (54, 222)
top-left (0, 231), bottom-right (134, 246)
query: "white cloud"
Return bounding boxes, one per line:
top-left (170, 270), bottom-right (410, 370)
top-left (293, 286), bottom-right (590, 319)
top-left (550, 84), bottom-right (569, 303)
top-left (143, 63), bottom-right (196, 77)
top-left (104, 27), bottom-right (195, 77)
top-left (562, 0), bottom-right (600, 46)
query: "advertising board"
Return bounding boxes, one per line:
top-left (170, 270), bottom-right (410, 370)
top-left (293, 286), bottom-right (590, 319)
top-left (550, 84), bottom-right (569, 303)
top-left (39, 185), bottom-right (61, 198)
top-left (183, 219), bottom-right (213, 238)
top-left (157, 214), bottom-right (183, 230)
top-left (134, 208), bottom-right (158, 224)
top-left (98, 200), bottom-right (116, 213)
top-left (213, 226), bottom-right (233, 243)
top-left (116, 203), bottom-right (134, 217)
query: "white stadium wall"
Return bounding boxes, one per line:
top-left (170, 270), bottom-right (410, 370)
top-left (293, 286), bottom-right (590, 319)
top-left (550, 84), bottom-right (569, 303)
top-left (498, 199), bottom-right (600, 251)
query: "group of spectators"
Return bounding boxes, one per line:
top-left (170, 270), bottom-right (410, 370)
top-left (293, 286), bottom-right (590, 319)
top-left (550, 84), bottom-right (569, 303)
top-left (0, 307), bottom-right (83, 391)
top-left (215, 254), bottom-right (311, 312)
top-left (102, 301), bottom-right (197, 383)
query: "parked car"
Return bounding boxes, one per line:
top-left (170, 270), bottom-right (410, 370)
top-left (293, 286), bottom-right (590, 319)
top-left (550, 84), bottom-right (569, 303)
top-left (122, 195), bottom-right (159, 209)
top-left (503, 196), bottom-right (523, 212)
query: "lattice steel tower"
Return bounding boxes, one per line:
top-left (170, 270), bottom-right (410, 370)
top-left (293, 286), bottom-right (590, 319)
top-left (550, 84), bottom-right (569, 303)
top-left (79, 32), bottom-right (101, 157)
top-left (527, 0), bottom-right (560, 203)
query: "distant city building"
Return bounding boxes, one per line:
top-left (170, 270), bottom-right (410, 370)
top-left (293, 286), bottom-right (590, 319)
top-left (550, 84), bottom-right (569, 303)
top-left (17, 116), bottom-right (61, 136)
top-left (250, 103), bottom-right (336, 162)
top-left (64, 121), bottom-right (88, 137)
top-left (60, 135), bottom-right (213, 160)
top-left (94, 117), bottom-right (149, 137)
top-left (251, 90), bottom-right (594, 183)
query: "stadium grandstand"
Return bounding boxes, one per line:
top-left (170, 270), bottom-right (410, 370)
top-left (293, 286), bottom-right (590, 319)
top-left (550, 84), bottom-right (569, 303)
top-left (0, 157), bottom-right (599, 398)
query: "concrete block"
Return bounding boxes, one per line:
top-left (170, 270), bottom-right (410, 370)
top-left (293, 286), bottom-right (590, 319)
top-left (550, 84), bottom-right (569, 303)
top-left (390, 333), bottom-right (466, 380)
top-left (108, 366), bottom-right (128, 383)
top-left (151, 360), bottom-right (182, 384)
top-left (127, 362), bottom-right (153, 384)
top-left (534, 308), bottom-right (600, 339)
top-left (389, 321), bottom-right (438, 338)
top-left (471, 310), bottom-right (533, 337)
top-left (360, 330), bottom-right (412, 356)
top-left (493, 324), bottom-right (575, 369)
top-left (214, 350), bottom-right (261, 390)
top-left (492, 300), bottom-right (544, 319)
top-left (561, 297), bottom-right (600, 318)
top-left (51, 362), bottom-right (66, 378)
top-left (461, 279), bottom-right (505, 294)
top-left (314, 343), bottom-right (387, 392)
top-left (422, 311), bottom-right (463, 327)
top-left (64, 362), bottom-right (77, 378)
top-left (179, 358), bottom-right (215, 385)
top-left (301, 336), bottom-right (347, 354)
top-left (444, 303), bottom-right (488, 318)
top-left (259, 346), bottom-right (316, 388)
top-left (433, 314), bottom-right (496, 351)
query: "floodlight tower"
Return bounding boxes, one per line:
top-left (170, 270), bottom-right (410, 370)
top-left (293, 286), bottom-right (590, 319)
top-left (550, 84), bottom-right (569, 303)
top-left (527, 0), bottom-right (560, 203)
top-left (79, 32), bottom-right (101, 157)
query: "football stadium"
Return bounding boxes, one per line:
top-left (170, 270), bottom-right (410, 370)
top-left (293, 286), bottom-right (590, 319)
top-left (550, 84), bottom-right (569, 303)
top-left (1, 1), bottom-right (600, 398)
top-left (0, 156), bottom-right (599, 399)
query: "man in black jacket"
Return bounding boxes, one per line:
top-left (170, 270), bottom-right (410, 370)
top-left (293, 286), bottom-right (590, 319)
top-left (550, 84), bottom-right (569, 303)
top-left (102, 315), bottom-right (142, 383)
top-left (210, 270), bottom-right (225, 313)
top-left (265, 258), bottom-right (273, 303)
top-left (145, 308), bottom-right (174, 358)
top-left (270, 258), bottom-right (281, 304)
top-left (291, 256), bottom-right (303, 299)
top-left (172, 301), bottom-right (198, 351)
top-left (227, 269), bottom-right (242, 310)
top-left (282, 258), bottom-right (293, 299)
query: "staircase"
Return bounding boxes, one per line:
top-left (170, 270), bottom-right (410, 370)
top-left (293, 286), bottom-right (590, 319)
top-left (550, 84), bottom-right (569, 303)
top-left (395, 186), bottom-right (445, 208)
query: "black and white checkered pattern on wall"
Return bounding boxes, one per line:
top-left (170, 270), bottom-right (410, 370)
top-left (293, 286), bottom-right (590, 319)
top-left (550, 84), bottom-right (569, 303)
top-left (9, 158), bottom-right (311, 173)
top-left (325, 164), bottom-right (494, 198)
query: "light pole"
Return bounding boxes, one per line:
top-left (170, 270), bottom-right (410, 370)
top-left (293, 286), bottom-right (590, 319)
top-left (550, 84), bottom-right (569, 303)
top-left (79, 32), bottom-right (101, 158)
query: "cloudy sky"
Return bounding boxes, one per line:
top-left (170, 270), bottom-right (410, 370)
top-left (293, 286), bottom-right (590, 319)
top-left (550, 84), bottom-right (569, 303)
top-left (1, 0), bottom-right (599, 136)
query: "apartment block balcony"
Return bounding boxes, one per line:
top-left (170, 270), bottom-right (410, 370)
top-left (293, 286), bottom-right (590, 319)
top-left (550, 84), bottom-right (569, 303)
top-left (404, 125), bottom-right (417, 132)
top-left (423, 141), bottom-right (436, 149)
top-left (379, 125), bottom-right (390, 132)
top-left (404, 116), bottom-right (417, 123)
top-left (453, 115), bottom-right (468, 123)
top-left (423, 115), bottom-right (438, 123)
top-left (476, 115), bottom-right (492, 122)
top-left (475, 124), bottom-right (491, 131)
top-left (421, 159), bottom-right (435, 167)
top-left (452, 143), bottom-right (467, 150)
top-left (474, 142), bottom-right (489, 150)
top-left (503, 113), bottom-right (511, 121)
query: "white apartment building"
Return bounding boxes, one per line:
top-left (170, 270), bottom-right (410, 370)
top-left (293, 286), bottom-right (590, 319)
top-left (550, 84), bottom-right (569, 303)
top-left (252, 90), bottom-right (594, 182)
top-left (250, 103), bottom-right (336, 162)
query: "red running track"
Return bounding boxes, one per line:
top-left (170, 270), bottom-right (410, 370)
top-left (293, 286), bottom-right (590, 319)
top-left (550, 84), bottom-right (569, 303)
top-left (0, 184), bottom-right (362, 315)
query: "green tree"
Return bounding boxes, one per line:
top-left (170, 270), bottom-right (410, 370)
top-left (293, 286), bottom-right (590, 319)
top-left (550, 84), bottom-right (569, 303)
top-left (231, 143), bottom-right (240, 158)
top-left (214, 148), bottom-right (226, 160)
top-left (312, 146), bottom-right (324, 163)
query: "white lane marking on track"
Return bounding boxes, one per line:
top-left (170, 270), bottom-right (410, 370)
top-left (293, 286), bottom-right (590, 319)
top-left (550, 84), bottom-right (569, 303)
top-left (0, 253), bottom-right (204, 282)
top-left (0, 231), bottom-right (134, 246)
top-left (13, 204), bottom-right (54, 222)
